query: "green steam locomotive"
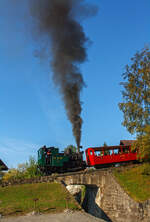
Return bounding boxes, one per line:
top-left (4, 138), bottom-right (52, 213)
top-left (38, 145), bottom-right (86, 175)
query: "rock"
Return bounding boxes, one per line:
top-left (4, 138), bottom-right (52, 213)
top-left (66, 185), bottom-right (83, 203)
top-left (66, 185), bottom-right (83, 196)
top-left (26, 211), bottom-right (41, 216)
top-left (64, 209), bottom-right (74, 214)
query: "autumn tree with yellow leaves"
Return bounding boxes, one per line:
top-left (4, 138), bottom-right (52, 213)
top-left (119, 47), bottom-right (150, 160)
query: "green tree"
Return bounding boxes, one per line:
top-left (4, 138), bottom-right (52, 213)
top-left (103, 142), bottom-right (110, 155)
top-left (64, 145), bottom-right (77, 153)
top-left (103, 142), bottom-right (108, 147)
top-left (133, 125), bottom-right (150, 160)
top-left (24, 156), bottom-right (42, 178)
top-left (2, 156), bottom-right (43, 182)
top-left (119, 47), bottom-right (150, 135)
top-left (119, 47), bottom-right (150, 160)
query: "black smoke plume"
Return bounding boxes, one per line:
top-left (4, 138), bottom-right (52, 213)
top-left (29, 0), bottom-right (97, 150)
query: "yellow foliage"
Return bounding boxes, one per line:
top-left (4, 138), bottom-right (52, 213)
top-left (132, 125), bottom-right (150, 161)
top-left (2, 169), bottom-right (20, 182)
top-left (2, 156), bottom-right (42, 182)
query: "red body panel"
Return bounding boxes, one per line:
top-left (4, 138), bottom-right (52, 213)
top-left (85, 145), bottom-right (138, 167)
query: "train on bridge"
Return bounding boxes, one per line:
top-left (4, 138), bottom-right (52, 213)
top-left (37, 140), bottom-right (139, 175)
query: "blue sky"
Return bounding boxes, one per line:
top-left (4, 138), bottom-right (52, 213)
top-left (0, 0), bottom-right (150, 168)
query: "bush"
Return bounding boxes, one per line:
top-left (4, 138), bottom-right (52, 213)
top-left (132, 125), bottom-right (150, 162)
top-left (141, 163), bottom-right (150, 176)
top-left (2, 168), bottom-right (22, 182)
top-left (2, 156), bottom-right (43, 182)
top-left (84, 167), bottom-right (96, 172)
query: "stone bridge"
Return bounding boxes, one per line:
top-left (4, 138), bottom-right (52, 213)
top-left (57, 169), bottom-right (111, 186)
top-left (56, 170), bottom-right (150, 222)
top-left (1, 169), bottom-right (150, 222)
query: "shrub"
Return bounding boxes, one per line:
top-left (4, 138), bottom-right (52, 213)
top-left (141, 163), bottom-right (150, 176)
top-left (132, 125), bottom-right (150, 162)
top-left (2, 168), bottom-right (22, 182)
top-left (2, 156), bottom-right (43, 182)
top-left (25, 156), bottom-right (42, 178)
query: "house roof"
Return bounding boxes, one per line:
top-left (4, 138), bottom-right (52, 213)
top-left (0, 159), bottom-right (8, 171)
top-left (120, 140), bottom-right (136, 146)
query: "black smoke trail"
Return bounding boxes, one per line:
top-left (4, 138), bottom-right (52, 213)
top-left (29, 0), bottom-right (97, 150)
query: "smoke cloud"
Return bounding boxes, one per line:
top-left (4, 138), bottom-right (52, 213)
top-left (29, 0), bottom-right (97, 148)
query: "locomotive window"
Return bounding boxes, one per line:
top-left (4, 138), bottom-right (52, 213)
top-left (39, 150), bottom-right (42, 159)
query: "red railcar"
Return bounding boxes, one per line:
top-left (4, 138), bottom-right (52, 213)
top-left (85, 145), bottom-right (138, 168)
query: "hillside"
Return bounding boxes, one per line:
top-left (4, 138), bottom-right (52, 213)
top-left (113, 164), bottom-right (150, 202)
top-left (0, 182), bottom-right (80, 217)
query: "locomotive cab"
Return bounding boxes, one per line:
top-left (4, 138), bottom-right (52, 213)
top-left (38, 146), bottom-right (57, 167)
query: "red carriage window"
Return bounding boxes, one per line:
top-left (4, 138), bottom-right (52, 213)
top-left (104, 150), bottom-right (110, 155)
top-left (90, 151), bottom-right (93, 155)
top-left (123, 147), bottom-right (129, 153)
top-left (110, 150), bottom-right (113, 155)
top-left (94, 151), bottom-right (101, 156)
top-left (114, 148), bottom-right (120, 154)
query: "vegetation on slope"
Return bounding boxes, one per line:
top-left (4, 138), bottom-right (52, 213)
top-left (114, 164), bottom-right (150, 202)
top-left (0, 182), bottom-right (80, 216)
top-left (2, 157), bottom-right (43, 183)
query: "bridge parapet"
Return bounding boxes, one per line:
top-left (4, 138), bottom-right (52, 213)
top-left (56, 169), bottom-right (111, 186)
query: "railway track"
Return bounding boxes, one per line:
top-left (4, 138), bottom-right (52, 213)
top-left (51, 163), bottom-right (139, 178)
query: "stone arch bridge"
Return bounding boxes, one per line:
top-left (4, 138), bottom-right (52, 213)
top-left (56, 169), bottom-right (150, 222)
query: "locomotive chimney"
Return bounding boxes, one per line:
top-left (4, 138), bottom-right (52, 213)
top-left (77, 145), bottom-right (83, 153)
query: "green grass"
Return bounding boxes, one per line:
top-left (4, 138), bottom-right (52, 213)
top-left (113, 164), bottom-right (150, 202)
top-left (0, 182), bottom-right (80, 216)
top-left (80, 185), bottom-right (86, 204)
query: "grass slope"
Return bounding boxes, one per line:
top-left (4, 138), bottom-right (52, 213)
top-left (114, 164), bottom-right (150, 202)
top-left (0, 182), bottom-right (80, 216)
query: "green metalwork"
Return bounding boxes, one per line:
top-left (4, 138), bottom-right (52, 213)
top-left (38, 146), bottom-right (69, 168)
top-left (51, 155), bottom-right (69, 167)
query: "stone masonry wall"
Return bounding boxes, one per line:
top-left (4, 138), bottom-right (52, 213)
top-left (1, 170), bottom-right (150, 222)
top-left (96, 174), bottom-right (150, 222)
top-left (58, 170), bottom-right (150, 222)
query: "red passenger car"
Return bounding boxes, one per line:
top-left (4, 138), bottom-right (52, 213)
top-left (85, 142), bottom-right (138, 168)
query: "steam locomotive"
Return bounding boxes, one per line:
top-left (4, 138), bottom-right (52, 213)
top-left (38, 145), bottom-right (86, 175)
top-left (37, 140), bottom-right (138, 175)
